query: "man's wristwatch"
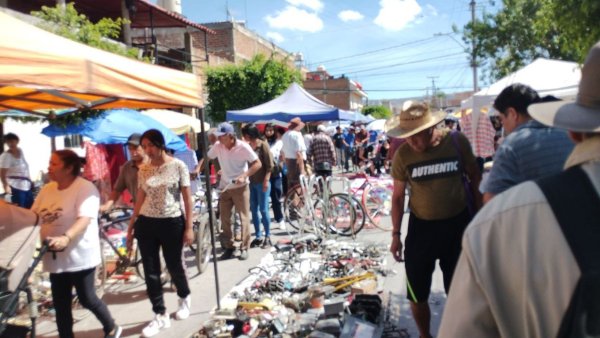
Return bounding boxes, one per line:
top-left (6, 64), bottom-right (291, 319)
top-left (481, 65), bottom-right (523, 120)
top-left (392, 231), bottom-right (401, 237)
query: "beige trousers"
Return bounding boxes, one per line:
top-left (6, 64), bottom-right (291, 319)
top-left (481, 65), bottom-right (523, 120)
top-left (219, 185), bottom-right (250, 250)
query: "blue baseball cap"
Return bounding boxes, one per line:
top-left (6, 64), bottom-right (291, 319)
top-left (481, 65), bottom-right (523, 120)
top-left (214, 122), bottom-right (235, 136)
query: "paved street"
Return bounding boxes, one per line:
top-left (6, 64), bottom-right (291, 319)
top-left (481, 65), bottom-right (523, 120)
top-left (34, 205), bottom-right (447, 338)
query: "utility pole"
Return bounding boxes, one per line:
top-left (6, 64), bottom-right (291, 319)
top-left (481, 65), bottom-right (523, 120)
top-left (427, 76), bottom-right (439, 108)
top-left (470, 0), bottom-right (478, 93)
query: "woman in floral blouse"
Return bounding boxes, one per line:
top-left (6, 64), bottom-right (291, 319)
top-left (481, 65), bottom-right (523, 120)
top-left (126, 129), bottom-right (193, 338)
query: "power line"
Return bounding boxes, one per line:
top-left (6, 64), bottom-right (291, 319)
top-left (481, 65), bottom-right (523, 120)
top-left (306, 36), bottom-right (440, 66)
top-left (324, 46), bottom-right (465, 73)
top-left (306, 86), bottom-right (473, 92)
top-left (342, 52), bottom-right (465, 75)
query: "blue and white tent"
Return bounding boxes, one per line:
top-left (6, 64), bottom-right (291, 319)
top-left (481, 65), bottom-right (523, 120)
top-left (227, 83), bottom-right (357, 122)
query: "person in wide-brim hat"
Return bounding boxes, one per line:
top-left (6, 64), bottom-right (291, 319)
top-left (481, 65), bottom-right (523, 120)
top-left (385, 101), bottom-right (446, 138)
top-left (529, 41), bottom-right (600, 133)
top-left (288, 117), bottom-right (305, 131)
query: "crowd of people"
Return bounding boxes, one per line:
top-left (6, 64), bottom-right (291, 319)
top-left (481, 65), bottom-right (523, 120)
top-left (2, 39), bottom-right (600, 338)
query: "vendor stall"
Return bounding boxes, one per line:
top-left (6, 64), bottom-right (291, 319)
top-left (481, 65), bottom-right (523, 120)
top-left (0, 11), bottom-right (223, 313)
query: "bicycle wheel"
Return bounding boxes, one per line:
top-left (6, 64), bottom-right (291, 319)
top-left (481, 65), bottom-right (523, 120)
top-left (195, 211), bottom-right (214, 274)
top-left (332, 194), bottom-right (366, 237)
top-left (134, 244), bottom-right (170, 286)
top-left (72, 251), bottom-right (106, 321)
top-left (283, 184), bottom-right (304, 231)
top-left (363, 184), bottom-right (393, 231)
top-left (321, 194), bottom-right (357, 236)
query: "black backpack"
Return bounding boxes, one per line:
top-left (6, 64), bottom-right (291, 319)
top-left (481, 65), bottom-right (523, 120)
top-left (536, 166), bottom-right (600, 338)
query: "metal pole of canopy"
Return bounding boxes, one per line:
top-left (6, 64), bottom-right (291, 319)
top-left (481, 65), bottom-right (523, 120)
top-left (197, 107), bottom-right (221, 309)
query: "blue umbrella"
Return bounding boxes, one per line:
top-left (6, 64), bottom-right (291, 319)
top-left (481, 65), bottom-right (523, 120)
top-left (41, 109), bottom-right (188, 153)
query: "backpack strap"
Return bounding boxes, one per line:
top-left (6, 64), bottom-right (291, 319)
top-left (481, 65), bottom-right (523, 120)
top-left (537, 166), bottom-right (600, 338)
top-left (450, 131), bottom-right (476, 217)
top-left (536, 166), bottom-right (600, 272)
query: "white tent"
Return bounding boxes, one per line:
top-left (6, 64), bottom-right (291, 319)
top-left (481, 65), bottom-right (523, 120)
top-left (461, 58), bottom-right (581, 131)
top-left (462, 58), bottom-right (580, 112)
top-left (141, 109), bottom-right (209, 134)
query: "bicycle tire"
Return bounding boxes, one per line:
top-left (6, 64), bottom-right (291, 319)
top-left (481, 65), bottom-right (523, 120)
top-left (283, 184), bottom-right (304, 231)
top-left (134, 245), bottom-right (170, 286)
top-left (362, 184), bottom-right (393, 231)
top-left (324, 194), bottom-right (359, 237)
top-left (195, 211), bottom-right (214, 274)
top-left (72, 251), bottom-right (106, 321)
top-left (334, 194), bottom-right (366, 237)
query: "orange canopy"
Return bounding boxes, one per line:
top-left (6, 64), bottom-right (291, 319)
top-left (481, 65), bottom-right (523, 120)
top-left (0, 12), bottom-right (203, 116)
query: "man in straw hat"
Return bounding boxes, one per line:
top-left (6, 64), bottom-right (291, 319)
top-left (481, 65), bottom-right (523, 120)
top-left (281, 117), bottom-right (307, 188)
top-left (386, 100), bottom-right (482, 338)
top-left (438, 40), bottom-right (600, 338)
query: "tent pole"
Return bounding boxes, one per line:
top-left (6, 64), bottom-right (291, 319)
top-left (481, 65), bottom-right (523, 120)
top-left (197, 107), bottom-right (221, 309)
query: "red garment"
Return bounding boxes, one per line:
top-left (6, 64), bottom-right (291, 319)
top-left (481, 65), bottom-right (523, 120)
top-left (82, 142), bottom-right (112, 203)
top-left (460, 113), bottom-right (496, 158)
top-left (82, 142), bottom-right (110, 182)
top-left (104, 144), bottom-right (127, 188)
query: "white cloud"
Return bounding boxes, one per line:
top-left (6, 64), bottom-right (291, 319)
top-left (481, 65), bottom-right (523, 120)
top-left (425, 4), bottom-right (438, 17)
top-left (265, 6), bottom-right (324, 33)
top-left (338, 10), bottom-right (364, 22)
top-left (266, 31), bottom-right (285, 43)
top-left (285, 0), bottom-right (324, 12)
top-left (374, 0), bottom-right (422, 31)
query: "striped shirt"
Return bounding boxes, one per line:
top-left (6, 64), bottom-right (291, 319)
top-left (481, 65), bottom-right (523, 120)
top-left (481, 120), bottom-right (574, 195)
top-left (460, 113), bottom-right (497, 158)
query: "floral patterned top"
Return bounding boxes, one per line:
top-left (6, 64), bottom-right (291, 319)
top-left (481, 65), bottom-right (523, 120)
top-left (138, 159), bottom-right (190, 218)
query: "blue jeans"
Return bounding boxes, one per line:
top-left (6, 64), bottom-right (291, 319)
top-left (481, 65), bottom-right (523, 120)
top-left (250, 182), bottom-right (271, 238)
top-left (270, 175), bottom-right (283, 223)
top-left (11, 187), bottom-right (33, 208)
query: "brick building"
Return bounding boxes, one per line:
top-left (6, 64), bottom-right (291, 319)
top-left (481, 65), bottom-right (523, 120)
top-left (195, 21), bottom-right (297, 68)
top-left (303, 67), bottom-right (367, 112)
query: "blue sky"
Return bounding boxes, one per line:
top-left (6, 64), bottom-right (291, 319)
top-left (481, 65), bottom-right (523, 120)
top-left (175, 0), bottom-right (498, 100)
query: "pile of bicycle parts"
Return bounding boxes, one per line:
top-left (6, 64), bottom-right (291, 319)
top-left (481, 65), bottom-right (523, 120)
top-left (196, 235), bottom-right (400, 338)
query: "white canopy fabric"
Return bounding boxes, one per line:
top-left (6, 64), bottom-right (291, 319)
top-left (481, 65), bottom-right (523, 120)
top-left (462, 58), bottom-right (580, 111)
top-left (461, 58), bottom-right (581, 133)
top-left (226, 83), bottom-right (343, 122)
top-left (141, 109), bottom-right (209, 134)
top-left (366, 119), bottom-right (386, 132)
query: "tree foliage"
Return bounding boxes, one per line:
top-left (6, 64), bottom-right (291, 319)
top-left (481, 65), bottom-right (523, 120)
top-left (362, 105), bottom-right (391, 119)
top-left (462, 0), bottom-right (600, 82)
top-left (205, 54), bottom-right (302, 122)
top-left (32, 3), bottom-right (140, 59)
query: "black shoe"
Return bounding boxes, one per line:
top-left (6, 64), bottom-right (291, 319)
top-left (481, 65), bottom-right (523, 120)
top-left (220, 248), bottom-right (235, 260)
top-left (250, 238), bottom-right (263, 248)
top-left (239, 250), bottom-right (249, 260)
top-left (261, 237), bottom-right (272, 249)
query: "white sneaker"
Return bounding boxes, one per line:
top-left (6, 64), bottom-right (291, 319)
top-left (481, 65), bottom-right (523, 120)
top-left (175, 295), bottom-right (191, 320)
top-left (141, 313), bottom-right (171, 337)
top-left (279, 221), bottom-right (286, 230)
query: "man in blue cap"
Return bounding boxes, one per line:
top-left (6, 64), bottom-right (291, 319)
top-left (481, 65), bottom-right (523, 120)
top-left (207, 122), bottom-right (261, 260)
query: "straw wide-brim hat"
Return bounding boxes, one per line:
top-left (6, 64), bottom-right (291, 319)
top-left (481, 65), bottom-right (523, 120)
top-left (385, 101), bottom-right (446, 138)
top-left (288, 117), bottom-right (305, 131)
top-left (529, 40), bottom-right (600, 132)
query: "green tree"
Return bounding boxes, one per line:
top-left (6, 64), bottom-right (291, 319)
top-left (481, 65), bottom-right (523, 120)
top-left (362, 105), bottom-right (391, 119)
top-left (205, 54), bottom-right (302, 122)
top-left (32, 3), bottom-right (141, 59)
top-left (461, 0), bottom-right (600, 81)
